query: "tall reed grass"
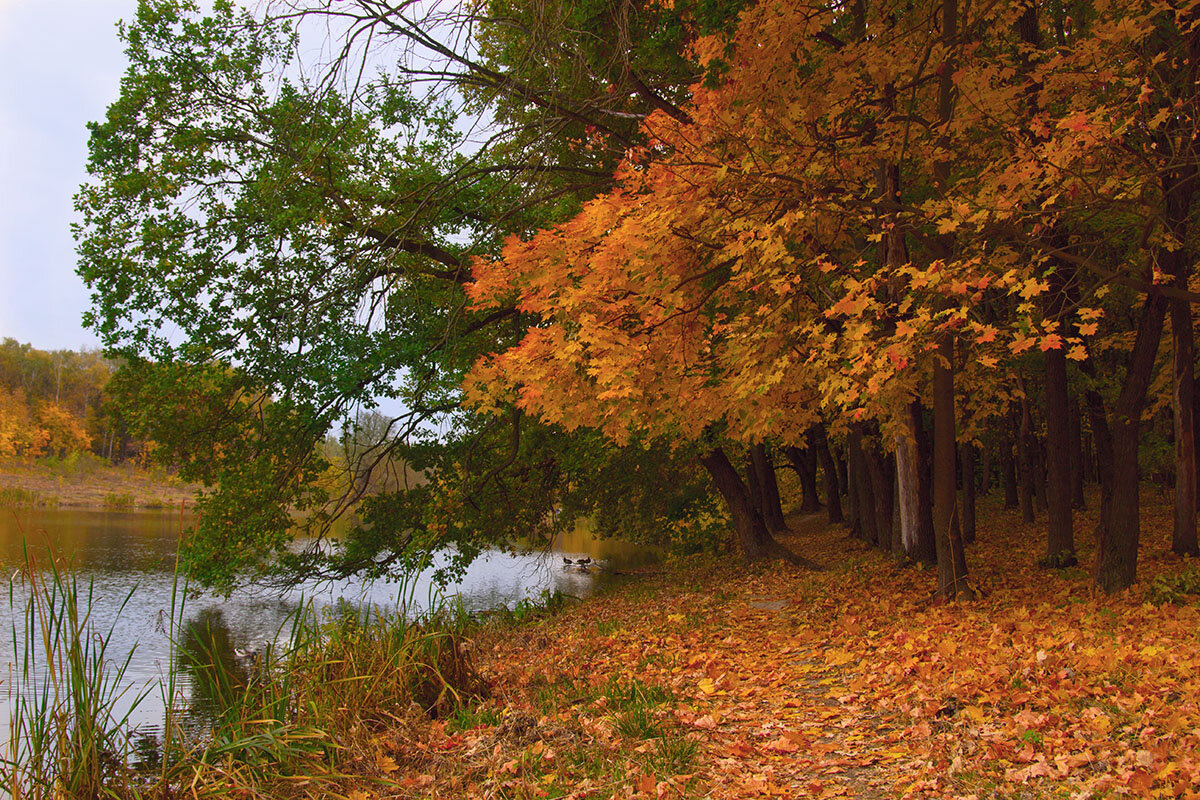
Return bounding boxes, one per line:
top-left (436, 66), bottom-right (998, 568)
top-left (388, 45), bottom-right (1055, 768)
top-left (1, 532), bottom-right (486, 799)
top-left (2, 541), bottom-right (146, 798)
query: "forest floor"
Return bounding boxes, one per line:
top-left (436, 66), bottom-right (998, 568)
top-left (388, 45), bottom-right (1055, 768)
top-left (355, 494), bottom-right (1200, 800)
top-left (0, 455), bottom-right (196, 509)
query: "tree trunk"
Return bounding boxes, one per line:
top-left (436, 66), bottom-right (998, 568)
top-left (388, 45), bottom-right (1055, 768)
top-left (836, 454), bottom-right (849, 504)
top-left (911, 401), bottom-right (937, 566)
top-left (1033, 438), bottom-right (1049, 513)
top-left (1092, 293), bottom-right (1168, 592)
top-left (960, 443), bottom-right (976, 544)
top-left (895, 422), bottom-right (922, 558)
top-left (865, 440), bottom-right (895, 553)
top-left (1017, 405), bottom-right (1036, 523)
top-left (933, 336), bottom-right (970, 599)
top-left (844, 440), bottom-right (860, 536)
top-left (1001, 441), bottom-right (1019, 510)
top-left (1171, 275), bottom-right (1199, 555)
top-left (809, 425), bottom-right (845, 524)
top-left (1193, 373), bottom-right (1200, 485)
top-left (700, 448), bottom-right (815, 566)
top-left (1093, 150), bottom-right (1193, 589)
top-left (848, 428), bottom-right (878, 545)
top-left (1044, 346), bottom-right (1076, 565)
top-left (785, 446), bottom-right (822, 514)
top-left (979, 445), bottom-right (992, 496)
top-left (1069, 401), bottom-right (1086, 509)
top-left (750, 443), bottom-right (788, 533)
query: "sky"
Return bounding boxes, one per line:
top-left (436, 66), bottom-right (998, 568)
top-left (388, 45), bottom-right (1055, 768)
top-left (0, 0), bottom-right (138, 352)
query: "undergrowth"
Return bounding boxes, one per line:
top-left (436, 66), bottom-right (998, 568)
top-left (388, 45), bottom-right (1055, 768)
top-left (0, 541), bottom-right (488, 799)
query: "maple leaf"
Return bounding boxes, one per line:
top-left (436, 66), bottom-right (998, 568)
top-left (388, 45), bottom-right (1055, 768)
top-left (1039, 334), bottom-right (1063, 351)
top-left (1011, 336), bottom-right (1037, 354)
top-left (976, 326), bottom-right (998, 344)
top-left (1018, 279), bottom-right (1049, 300)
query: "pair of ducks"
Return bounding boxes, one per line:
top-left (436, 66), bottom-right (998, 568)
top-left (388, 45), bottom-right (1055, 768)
top-left (561, 556), bottom-right (593, 568)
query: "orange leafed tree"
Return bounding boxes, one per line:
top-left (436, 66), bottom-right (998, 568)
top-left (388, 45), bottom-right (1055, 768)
top-left (468, 0), bottom-right (1200, 589)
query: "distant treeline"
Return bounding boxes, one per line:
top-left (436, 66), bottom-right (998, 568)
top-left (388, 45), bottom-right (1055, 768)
top-left (0, 339), bottom-right (145, 461)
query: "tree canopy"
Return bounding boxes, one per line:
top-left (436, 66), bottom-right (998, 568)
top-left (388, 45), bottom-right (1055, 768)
top-left (78, 0), bottom-right (1200, 595)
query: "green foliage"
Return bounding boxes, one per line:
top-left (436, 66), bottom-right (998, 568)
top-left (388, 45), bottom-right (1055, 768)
top-left (1147, 565), bottom-right (1200, 605)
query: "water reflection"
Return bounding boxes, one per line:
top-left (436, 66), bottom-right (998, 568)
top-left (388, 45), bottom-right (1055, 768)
top-left (176, 607), bottom-right (251, 724)
top-left (0, 507), bottom-right (659, 738)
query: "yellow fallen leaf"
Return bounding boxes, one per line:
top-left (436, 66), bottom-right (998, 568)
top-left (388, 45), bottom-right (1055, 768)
top-left (963, 705), bottom-right (986, 723)
top-left (698, 678), bottom-right (717, 695)
top-left (825, 649), bottom-right (854, 666)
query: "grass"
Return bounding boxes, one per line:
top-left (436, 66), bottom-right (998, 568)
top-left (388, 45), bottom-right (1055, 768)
top-left (101, 492), bottom-right (136, 510)
top-left (0, 487), bottom-right (59, 509)
top-left (0, 539), bottom-right (489, 799)
top-left (2, 540), bottom-right (146, 799)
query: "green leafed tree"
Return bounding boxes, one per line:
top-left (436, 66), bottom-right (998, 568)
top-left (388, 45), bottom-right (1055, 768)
top-left (77, 0), bottom-right (733, 593)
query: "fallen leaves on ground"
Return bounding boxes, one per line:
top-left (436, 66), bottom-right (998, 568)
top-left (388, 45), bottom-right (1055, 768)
top-left (356, 494), bottom-right (1200, 799)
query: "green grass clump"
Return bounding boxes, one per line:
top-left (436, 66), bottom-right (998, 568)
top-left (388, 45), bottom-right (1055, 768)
top-left (615, 705), bottom-right (662, 739)
top-left (0, 487), bottom-right (57, 508)
top-left (648, 736), bottom-right (699, 775)
top-left (101, 492), bottom-right (136, 510)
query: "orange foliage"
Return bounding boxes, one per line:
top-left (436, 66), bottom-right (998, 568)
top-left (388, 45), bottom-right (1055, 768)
top-left (467, 0), bottom-right (1185, 446)
top-left (35, 400), bottom-right (91, 456)
top-left (0, 389), bottom-right (91, 458)
top-left (0, 389), bottom-right (48, 457)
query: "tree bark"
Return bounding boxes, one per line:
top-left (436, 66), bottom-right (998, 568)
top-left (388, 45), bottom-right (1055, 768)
top-left (911, 401), bottom-right (937, 566)
top-left (979, 444), bottom-right (992, 496)
top-left (1001, 440), bottom-right (1019, 510)
top-left (785, 445), bottom-right (822, 514)
top-left (960, 443), bottom-right (976, 544)
top-left (1171, 272), bottom-right (1199, 555)
top-left (895, 421), bottom-right (922, 559)
top-left (1033, 437), bottom-right (1048, 514)
top-left (865, 439), bottom-right (896, 553)
top-left (700, 448), bottom-right (816, 566)
top-left (1069, 401), bottom-right (1086, 509)
top-left (1044, 346), bottom-right (1076, 565)
top-left (836, 454), bottom-right (848, 504)
top-left (934, 336), bottom-right (970, 599)
top-left (1091, 294), bottom-right (1167, 592)
top-left (1017, 404), bottom-right (1037, 523)
top-left (809, 425), bottom-right (845, 524)
top-left (750, 443), bottom-right (788, 533)
top-left (1193, 374), bottom-right (1200, 485)
top-left (848, 428), bottom-right (878, 545)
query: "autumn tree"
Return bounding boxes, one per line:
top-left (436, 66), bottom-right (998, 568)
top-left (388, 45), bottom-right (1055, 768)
top-left (76, 0), bottom-right (745, 590)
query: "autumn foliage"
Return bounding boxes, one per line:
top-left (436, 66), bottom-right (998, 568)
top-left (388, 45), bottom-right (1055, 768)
top-left (467, 0), bottom-right (1200, 592)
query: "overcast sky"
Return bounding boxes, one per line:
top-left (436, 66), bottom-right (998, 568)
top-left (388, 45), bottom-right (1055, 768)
top-left (0, 0), bottom-right (138, 352)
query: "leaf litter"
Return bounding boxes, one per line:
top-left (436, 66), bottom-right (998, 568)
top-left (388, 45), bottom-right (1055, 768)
top-left (342, 495), bottom-right (1200, 799)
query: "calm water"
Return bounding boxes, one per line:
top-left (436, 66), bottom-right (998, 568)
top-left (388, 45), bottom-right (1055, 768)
top-left (0, 507), bottom-right (657, 737)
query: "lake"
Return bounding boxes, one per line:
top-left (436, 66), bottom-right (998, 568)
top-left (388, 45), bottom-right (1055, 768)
top-left (0, 507), bottom-right (657, 739)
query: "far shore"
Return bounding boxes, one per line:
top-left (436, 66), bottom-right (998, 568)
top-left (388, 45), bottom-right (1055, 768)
top-left (0, 456), bottom-right (198, 511)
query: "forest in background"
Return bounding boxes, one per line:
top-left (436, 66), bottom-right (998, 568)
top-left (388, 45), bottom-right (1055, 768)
top-left (0, 338), bottom-right (137, 462)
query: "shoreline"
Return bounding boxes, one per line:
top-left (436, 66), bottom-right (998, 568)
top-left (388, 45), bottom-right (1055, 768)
top-left (0, 456), bottom-right (197, 511)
